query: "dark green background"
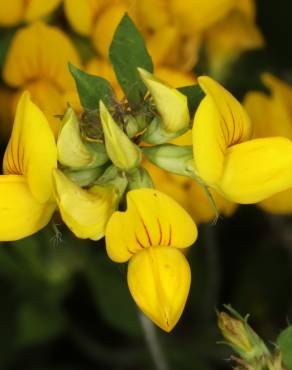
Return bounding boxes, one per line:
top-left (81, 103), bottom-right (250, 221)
top-left (1, 1), bottom-right (292, 369)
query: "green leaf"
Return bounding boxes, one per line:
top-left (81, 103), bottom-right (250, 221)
top-left (277, 325), bottom-right (292, 370)
top-left (179, 85), bottom-right (204, 116)
top-left (69, 63), bottom-right (114, 110)
top-left (109, 13), bottom-right (153, 106)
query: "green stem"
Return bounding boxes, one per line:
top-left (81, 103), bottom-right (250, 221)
top-left (138, 311), bottom-right (170, 370)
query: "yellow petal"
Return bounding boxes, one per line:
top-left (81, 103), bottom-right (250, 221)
top-left (92, 4), bottom-right (128, 58)
top-left (57, 107), bottom-right (94, 168)
top-left (244, 90), bottom-right (292, 140)
top-left (259, 187), bottom-right (292, 214)
top-left (217, 137), bottom-right (292, 203)
top-left (147, 26), bottom-right (180, 66)
top-left (0, 0), bottom-right (23, 26)
top-left (155, 67), bottom-right (196, 88)
top-left (99, 100), bottom-right (141, 170)
top-left (133, 0), bottom-right (170, 31)
top-left (3, 91), bottom-right (57, 203)
top-left (3, 21), bottom-right (80, 91)
top-left (193, 76), bottom-right (252, 184)
top-left (25, 79), bottom-right (66, 137)
top-left (205, 11), bottom-right (264, 77)
top-left (138, 68), bottom-right (190, 133)
top-left (0, 175), bottom-right (55, 241)
top-left (128, 246), bottom-right (191, 332)
top-left (53, 169), bottom-right (117, 240)
top-left (64, 0), bottom-right (107, 36)
top-left (105, 188), bottom-right (197, 262)
top-left (247, 74), bottom-right (292, 140)
top-left (170, 0), bottom-right (235, 34)
top-left (24, 0), bottom-right (61, 22)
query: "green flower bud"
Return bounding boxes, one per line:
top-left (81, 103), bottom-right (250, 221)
top-left (218, 307), bottom-right (270, 365)
top-left (143, 144), bottom-right (195, 178)
top-left (99, 100), bottom-right (142, 170)
top-left (141, 116), bottom-right (188, 145)
top-left (63, 166), bottom-right (105, 187)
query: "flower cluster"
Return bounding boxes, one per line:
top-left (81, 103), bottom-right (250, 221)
top-left (1, 2), bottom-right (292, 334)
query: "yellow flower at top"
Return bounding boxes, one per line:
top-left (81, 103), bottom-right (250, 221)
top-left (244, 74), bottom-right (292, 213)
top-left (64, 0), bottom-right (235, 71)
top-left (193, 76), bottom-right (292, 204)
top-left (2, 21), bottom-right (80, 137)
top-left (205, 0), bottom-right (264, 79)
top-left (0, 92), bottom-right (57, 241)
top-left (0, 0), bottom-right (62, 27)
top-left (106, 188), bottom-right (197, 332)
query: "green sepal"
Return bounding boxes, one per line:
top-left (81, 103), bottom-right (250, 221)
top-left (63, 166), bottom-right (106, 187)
top-left (277, 325), bottom-right (292, 370)
top-left (141, 117), bottom-right (189, 144)
top-left (109, 13), bottom-right (153, 107)
top-left (69, 63), bottom-right (115, 110)
top-left (142, 144), bottom-right (195, 178)
top-left (127, 167), bottom-right (153, 190)
top-left (95, 165), bottom-right (128, 200)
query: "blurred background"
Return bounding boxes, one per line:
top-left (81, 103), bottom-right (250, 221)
top-left (1, 0), bottom-right (292, 369)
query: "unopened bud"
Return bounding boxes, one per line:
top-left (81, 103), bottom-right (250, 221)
top-left (57, 108), bottom-right (108, 169)
top-left (99, 100), bottom-right (142, 170)
top-left (143, 144), bottom-right (195, 178)
top-left (138, 67), bottom-right (190, 133)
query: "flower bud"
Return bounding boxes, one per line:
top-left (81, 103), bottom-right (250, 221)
top-left (63, 166), bottom-right (105, 187)
top-left (53, 169), bottom-right (118, 240)
top-left (57, 107), bottom-right (108, 169)
top-left (143, 144), bottom-right (195, 178)
top-left (99, 100), bottom-right (142, 170)
top-left (141, 116), bottom-right (188, 145)
top-left (218, 307), bottom-right (270, 363)
top-left (127, 246), bottom-right (191, 332)
top-left (138, 67), bottom-right (190, 133)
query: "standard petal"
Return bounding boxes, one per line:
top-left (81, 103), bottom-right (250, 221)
top-left (105, 188), bottom-right (198, 263)
top-left (3, 91), bottom-right (57, 203)
top-left (3, 21), bottom-right (80, 91)
top-left (217, 137), bottom-right (292, 203)
top-left (193, 76), bottom-right (252, 184)
top-left (0, 0), bottom-right (23, 26)
top-left (64, 0), bottom-right (106, 36)
top-left (24, 0), bottom-right (61, 21)
top-left (53, 169), bottom-right (117, 240)
top-left (169, 0), bottom-right (235, 33)
top-left (0, 175), bottom-right (55, 241)
top-left (127, 246), bottom-right (191, 332)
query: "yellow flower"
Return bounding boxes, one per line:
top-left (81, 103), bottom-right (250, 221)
top-left (53, 169), bottom-right (118, 240)
top-left (138, 68), bottom-right (190, 133)
top-left (0, 0), bottom-right (61, 27)
top-left (244, 74), bottom-right (292, 213)
top-left (192, 76), bottom-right (292, 204)
top-left (205, 2), bottom-right (264, 79)
top-left (144, 128), bottom-right (237, 224)
top-left (2, 21), bottom-right (80, 137)
top-left (106, 188), bottom-right (197, 331)
top-left (0, 92), bottom-right (57, 241)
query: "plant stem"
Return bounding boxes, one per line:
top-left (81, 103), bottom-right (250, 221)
top-left (138, 311), bottom-right (170, 370)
